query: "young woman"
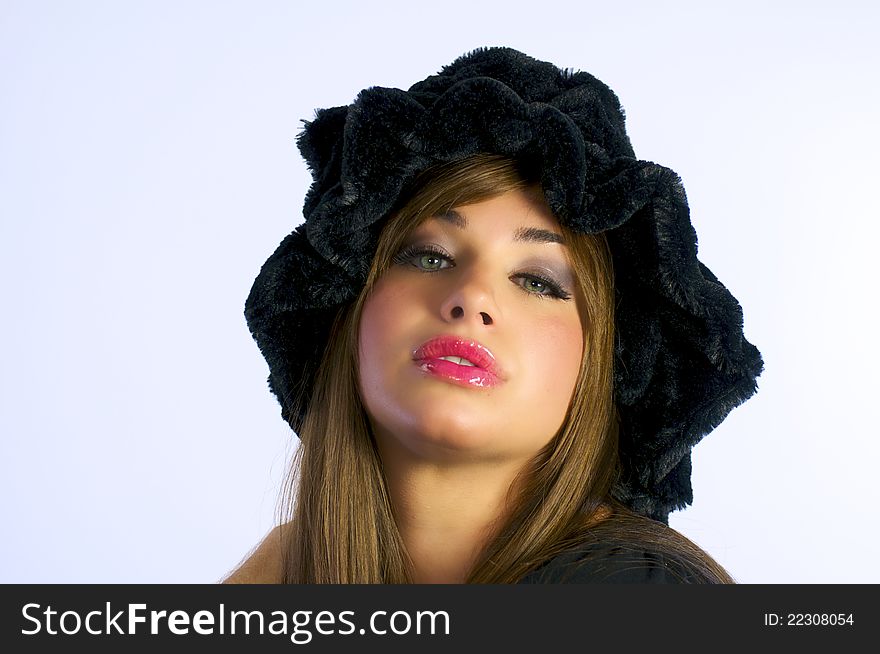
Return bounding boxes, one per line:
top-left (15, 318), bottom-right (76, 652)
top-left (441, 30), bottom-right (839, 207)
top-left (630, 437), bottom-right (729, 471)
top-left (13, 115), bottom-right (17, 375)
top-left (223, 48), bottom-right (764, 584)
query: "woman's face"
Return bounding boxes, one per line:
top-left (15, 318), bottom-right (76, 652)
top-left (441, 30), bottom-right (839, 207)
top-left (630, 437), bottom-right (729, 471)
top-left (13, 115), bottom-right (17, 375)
top-left (358, 188), bottom-right (586, 466)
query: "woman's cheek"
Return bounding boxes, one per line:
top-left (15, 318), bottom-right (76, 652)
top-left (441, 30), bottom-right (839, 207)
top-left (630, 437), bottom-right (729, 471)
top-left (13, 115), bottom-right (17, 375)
top-left (358, 278), bottom-right (418, 401)
top-left (359, 287), bottom-right (394, 386)
top-left (521, 312), bottom-right (583, 398)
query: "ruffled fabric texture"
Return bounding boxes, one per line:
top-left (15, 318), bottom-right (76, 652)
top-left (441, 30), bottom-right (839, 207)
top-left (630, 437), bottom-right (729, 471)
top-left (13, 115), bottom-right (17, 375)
top-left (244, 46), bottom-right (764, 524)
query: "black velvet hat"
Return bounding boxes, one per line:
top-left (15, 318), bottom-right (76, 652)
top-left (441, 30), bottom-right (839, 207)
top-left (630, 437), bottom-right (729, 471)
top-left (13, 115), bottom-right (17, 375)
top-left (244, 47), bottom-right (764, 524)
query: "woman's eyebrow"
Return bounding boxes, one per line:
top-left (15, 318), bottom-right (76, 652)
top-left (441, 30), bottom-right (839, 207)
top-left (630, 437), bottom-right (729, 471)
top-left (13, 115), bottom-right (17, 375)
top-left (515, 226), bottom-right (564, 245)
top-left (437, 209), bottom-right (564, 245)
top-left (435, 209), bottom-right (469, 229)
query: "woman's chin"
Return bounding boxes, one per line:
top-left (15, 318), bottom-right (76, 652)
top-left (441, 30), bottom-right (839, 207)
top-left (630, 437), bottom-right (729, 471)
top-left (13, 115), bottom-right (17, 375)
top-left (384, 413), bottom-right (535, 465)
top-left (365, 374), bottom-right (540, 463)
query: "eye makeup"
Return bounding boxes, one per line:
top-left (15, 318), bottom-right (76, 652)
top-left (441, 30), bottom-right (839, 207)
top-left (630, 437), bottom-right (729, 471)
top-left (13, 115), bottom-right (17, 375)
top-left (391, 242), bottom-right (573, 301)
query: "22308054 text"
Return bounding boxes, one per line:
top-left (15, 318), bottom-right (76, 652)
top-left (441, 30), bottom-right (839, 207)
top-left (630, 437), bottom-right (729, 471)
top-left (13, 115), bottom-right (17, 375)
top-left (763, 613), bottom-right (854, 626)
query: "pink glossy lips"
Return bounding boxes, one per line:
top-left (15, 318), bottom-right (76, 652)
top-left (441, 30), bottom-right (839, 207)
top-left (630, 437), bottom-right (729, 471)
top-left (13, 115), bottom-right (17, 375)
top-left (412, 335), bottom-right (502, 388)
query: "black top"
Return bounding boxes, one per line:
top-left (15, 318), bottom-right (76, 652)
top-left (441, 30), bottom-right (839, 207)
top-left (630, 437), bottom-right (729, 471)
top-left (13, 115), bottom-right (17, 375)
top-left (518, 542), bottom-right (711, 584)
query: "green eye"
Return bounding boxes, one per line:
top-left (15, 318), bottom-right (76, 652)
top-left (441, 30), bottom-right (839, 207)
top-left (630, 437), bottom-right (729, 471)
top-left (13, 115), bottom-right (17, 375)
top-left (524, 278), bottom-right (548, 293)
top-left (517, 276), bottom-right (569, 299)
top-left (391, 244), bottom-right (571, 301)
top-left (419, 254), bottom-right (444, 270)
top-left (392, 244), bottom-right (452, 271)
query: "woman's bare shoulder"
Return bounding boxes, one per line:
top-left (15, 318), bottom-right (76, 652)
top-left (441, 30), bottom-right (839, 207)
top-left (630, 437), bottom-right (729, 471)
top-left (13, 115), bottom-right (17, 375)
top-left (220, 523), bottom-right (288, 584)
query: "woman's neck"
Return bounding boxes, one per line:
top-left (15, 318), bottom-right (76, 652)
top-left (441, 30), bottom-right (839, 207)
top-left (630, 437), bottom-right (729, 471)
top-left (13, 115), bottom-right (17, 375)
top-left (378, 446), bottom-right (525, 584)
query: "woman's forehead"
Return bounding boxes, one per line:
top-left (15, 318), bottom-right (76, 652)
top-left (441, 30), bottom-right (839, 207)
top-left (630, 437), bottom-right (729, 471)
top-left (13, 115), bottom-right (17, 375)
top-left (413, 190), bottom-right (566, 242)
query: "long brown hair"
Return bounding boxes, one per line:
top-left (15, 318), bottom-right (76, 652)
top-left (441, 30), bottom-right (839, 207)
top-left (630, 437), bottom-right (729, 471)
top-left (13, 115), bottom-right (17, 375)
top-left (276, 153), bottom-right (734, 583)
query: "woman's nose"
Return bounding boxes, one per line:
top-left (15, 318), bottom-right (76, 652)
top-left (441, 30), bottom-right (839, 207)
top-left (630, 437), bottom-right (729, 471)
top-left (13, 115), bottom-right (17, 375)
top-left (449, 305), bottom-right (493, 325)
top-left (439, 268), bottom-right (500, 326)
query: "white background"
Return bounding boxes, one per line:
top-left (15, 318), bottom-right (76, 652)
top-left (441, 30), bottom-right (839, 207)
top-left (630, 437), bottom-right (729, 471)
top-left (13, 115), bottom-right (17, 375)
top-left (2, 0), bottom-right (877, 583)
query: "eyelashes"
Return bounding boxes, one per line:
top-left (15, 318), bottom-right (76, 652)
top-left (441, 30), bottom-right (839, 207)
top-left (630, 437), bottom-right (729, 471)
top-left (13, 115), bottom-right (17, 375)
top-left (391, 243), bottom-right (573, 301)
